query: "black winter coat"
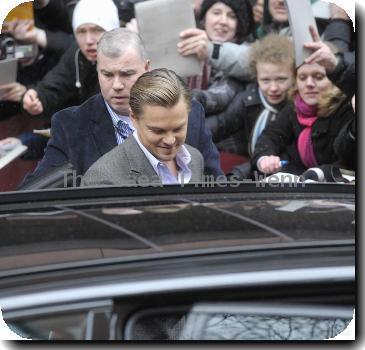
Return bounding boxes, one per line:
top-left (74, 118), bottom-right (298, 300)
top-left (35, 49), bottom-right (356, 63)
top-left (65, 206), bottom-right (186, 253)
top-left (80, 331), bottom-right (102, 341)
top-left (251, 101), bottom-right (354, 175)
top-left (333, 116), bottom-right (356, 171)
top-left (192, 71), bottom-right (244, 116)
top-left (328, 51), bottom-right (356, 170)
top-left (35, 42), bottom-right (99, 119)
top-left (206, 83), bottom-right (288, 157)
top-left (328, 51), bottom-right (355, 99)
top-left (205, 83), bottom-right (261, 156)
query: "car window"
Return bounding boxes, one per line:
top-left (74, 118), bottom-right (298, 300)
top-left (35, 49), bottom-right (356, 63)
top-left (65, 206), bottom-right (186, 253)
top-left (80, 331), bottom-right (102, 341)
top-left (180, 314), bottom-right (351, 340)
top-left (5, 303), bottom-right (113, 340)
top-left (124, 303), bottom-right (353, 340)
top-left (9, 312), bottom-right (90, 340)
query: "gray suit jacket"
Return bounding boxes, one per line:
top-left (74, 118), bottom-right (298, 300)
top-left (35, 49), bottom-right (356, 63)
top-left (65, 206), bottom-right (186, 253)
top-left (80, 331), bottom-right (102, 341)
top-left (83, 136), bottom-right (204, 186)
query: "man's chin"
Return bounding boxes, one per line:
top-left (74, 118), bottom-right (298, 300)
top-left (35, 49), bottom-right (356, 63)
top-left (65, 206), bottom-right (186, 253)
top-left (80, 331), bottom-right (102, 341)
top-left (110, 103), bottom-right (129, 116)
top-left (158, 155), bottom-right (175, 162)
top-left (156, 150), bottom-right (177, 162)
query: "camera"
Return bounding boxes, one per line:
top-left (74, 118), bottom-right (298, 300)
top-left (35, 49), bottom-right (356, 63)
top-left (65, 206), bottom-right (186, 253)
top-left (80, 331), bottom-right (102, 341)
top-left (0, 35), bottom-right (14, 60)
top-left (0, 34), bottom-right (37, 63)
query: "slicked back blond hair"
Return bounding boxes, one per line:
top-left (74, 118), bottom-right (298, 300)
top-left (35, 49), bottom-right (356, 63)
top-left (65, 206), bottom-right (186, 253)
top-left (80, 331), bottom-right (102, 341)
top-left (249, 33), bottom-right (295, 78)
top-left (130, 68), bottom-right (192, 117)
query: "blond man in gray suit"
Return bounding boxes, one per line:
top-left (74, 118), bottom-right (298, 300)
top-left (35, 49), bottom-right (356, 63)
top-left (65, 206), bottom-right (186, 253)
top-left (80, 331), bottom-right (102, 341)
top-left (83, 68), bottom-right (204, 187)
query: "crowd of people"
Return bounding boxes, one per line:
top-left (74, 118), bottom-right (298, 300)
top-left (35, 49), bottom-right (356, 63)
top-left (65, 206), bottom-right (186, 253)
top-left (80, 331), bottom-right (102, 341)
top-left (0, 0), bottom-right (356, 188)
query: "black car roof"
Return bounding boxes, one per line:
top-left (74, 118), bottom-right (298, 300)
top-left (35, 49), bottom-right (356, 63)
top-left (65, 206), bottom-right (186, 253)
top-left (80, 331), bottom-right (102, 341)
top-left (0, 184), bottom-right (355, 274)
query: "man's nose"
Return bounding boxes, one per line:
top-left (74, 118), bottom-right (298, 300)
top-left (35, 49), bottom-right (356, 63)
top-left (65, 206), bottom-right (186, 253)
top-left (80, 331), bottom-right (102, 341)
top-left (163, 135), bottom-right (176, 145)
top-left (112, 77), bottom-right (124, 90)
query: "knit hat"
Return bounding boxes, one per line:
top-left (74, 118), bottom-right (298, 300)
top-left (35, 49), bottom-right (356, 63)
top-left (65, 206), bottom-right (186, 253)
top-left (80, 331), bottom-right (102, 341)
top-left (199, 0), bottom-right (254, 43)
top-left (72, 0), bottom-right (120, 33)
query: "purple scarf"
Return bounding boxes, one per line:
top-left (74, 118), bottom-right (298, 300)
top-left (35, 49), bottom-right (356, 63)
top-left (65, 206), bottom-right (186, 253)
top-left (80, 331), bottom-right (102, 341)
top-left (295, 94), bottom-right (318, 168)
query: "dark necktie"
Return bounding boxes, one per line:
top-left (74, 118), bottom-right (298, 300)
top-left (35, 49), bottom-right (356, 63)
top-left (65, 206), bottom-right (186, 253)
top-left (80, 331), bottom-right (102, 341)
top-left (116, 120), bottom-right (133, 140)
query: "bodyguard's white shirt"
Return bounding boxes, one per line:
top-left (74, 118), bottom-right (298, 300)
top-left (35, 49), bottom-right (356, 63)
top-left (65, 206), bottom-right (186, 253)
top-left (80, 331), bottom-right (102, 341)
top-left (133, 131), bottom-right (192, 185)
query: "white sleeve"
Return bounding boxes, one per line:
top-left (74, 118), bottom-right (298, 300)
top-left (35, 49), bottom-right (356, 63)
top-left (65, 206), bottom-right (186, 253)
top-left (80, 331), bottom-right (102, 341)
top-left (208, 41), bottom-right (252, 81)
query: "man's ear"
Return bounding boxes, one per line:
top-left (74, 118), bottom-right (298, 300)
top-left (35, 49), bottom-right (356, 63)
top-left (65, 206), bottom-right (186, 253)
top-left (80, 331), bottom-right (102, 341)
top-left (129, 107), bottom-right (134, 119)
top-left (129, 108), bottom-right (138, 128)
top-left (145, 59), bottom-right (151, 72)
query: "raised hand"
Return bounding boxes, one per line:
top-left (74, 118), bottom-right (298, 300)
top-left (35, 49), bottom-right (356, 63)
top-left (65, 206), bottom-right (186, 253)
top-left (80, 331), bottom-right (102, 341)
top-left (303, 25), bottom-right (338, 73)
top-left (0, 83), bottom-right (26, 102)
top-left (178, 28), bottom-right (209, 61)
top-left (22, 89), bottom-right (44, 115)
top-left (3, 19), bottom-right (47, 48)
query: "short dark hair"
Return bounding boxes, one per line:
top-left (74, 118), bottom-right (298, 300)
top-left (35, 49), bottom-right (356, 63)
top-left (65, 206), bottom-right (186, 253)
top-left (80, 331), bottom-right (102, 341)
top-left (199, 0), bottom-right (254, 43)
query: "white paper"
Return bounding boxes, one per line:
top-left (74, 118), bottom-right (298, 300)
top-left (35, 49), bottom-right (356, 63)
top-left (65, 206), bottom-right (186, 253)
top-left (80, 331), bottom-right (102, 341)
top-left (135, 0), bottom-right (202, 77)
top-left (0, 143), bottom-right (27, 169)
top-left (33, 128), bottom-right (51, 138)
top-left (285, 0), bottom-right (318, 67)
top-left (311, 0), bottom-right (330, 19)
top-left (0, 58), bottom-right (17, 84)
